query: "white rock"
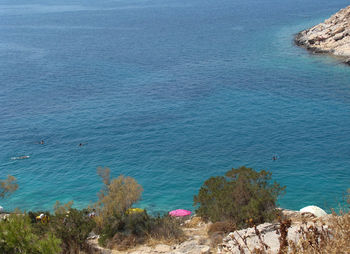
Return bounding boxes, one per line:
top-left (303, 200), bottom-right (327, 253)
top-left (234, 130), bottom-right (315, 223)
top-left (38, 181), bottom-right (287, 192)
top-left (219, 222), bottom-right (318, 254)
top-left (154, 244), bottom-right (171, 252)
top-left (300, 206), bottom-right (327, 217)
top-left (200, 246), bottom-right (210, 254)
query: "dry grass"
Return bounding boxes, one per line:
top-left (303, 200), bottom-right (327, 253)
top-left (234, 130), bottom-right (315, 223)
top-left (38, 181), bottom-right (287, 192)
top-left (207, 221), bottom-right (236, 248)
top-left (148, 216), bottom-right (187, 245)
top-left (106, 233), bottom-right (142, 251)
top-left (183, 216), bottom-right (203, 228)
top-left (289, 211), bottom-right (350, 254)
top-left (208, 221), bottom-right (236, 236)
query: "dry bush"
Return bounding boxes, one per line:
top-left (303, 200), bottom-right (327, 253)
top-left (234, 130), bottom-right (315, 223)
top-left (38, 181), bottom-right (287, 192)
top-left (95, 168), bottom-right (184, 249)
top-left (289, 212), bottom-right (350, 254)
top-left (208, 221), bottom-right (236, 236)
top-left (94, 167), bottom-right (143, 231)
top-left (0, 175), bottom-right (18, 198)
top-left (208, 221), bottom-right (236, 247)
top-left (183, 216), bottom-right (203, 228)
top-left (210, 232), bottom-right (224, 248)
top-left (53, 200), bottom-right (73, 215)
top-left (289, 189), bottom-right (350, 254)
top-left (149, 216), bottom-right (186, 244)
top-left (107, 233), bottom-right (141, 251)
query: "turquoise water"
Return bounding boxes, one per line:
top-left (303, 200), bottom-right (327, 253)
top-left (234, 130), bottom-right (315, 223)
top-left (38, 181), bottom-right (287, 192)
top-left (1, 0), bottom-right (350, 213)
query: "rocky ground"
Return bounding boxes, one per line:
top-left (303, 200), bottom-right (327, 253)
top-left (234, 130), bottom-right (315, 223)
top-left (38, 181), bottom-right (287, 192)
top-left (218, 209), bottom-right (332, 254)
top-left (86, 217), bottom-right (212, 254)
top-left (295, 5), bottom-right (350, 64)
top-left (86, 209), bottom-right (333, 254)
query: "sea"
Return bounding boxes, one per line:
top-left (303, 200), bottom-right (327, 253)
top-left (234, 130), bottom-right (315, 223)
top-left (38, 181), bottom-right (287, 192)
top-left (1, 0), bottom-right (350, 213)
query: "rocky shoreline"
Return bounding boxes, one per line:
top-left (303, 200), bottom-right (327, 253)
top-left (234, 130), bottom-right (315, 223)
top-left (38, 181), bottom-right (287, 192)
top-left (295, 5), bottom-right (350, 64)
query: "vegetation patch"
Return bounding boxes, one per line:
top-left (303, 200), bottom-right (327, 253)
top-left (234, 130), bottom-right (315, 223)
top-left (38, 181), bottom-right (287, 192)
top-left (194, 166), bottom-right (285, 228)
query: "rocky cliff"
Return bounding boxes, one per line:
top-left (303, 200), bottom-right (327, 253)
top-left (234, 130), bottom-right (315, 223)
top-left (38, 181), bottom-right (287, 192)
top-left (295, 6), bottom-right (350, 64)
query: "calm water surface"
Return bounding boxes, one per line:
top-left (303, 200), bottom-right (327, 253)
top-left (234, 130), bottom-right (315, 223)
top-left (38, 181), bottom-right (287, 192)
top-left (1, 0), bottom-right (350, 212)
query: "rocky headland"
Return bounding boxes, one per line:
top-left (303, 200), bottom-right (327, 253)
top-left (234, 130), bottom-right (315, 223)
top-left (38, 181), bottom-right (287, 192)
top-left (295, 5), bottom-right (350, 64)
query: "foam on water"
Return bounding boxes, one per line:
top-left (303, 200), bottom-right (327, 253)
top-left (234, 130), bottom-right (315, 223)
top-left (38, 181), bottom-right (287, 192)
top-left (0, 0), bottom-right (350, 213)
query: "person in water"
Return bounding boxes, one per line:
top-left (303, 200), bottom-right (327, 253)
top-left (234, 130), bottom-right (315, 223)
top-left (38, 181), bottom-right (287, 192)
top-left (39, 140), bottom-right (44, 144)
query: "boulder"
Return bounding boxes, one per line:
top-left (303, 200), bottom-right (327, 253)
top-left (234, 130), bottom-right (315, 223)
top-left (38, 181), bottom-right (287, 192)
top-left (300, 206), bottom-right (327, 217)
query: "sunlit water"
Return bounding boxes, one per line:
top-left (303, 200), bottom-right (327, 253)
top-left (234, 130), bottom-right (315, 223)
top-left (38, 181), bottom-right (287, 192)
top-left (1, 0), bottom-right (350, 213)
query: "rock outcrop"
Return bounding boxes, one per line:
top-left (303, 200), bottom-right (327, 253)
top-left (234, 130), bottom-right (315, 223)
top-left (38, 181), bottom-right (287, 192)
top-left (295, 5), bottom-right (350, 64)
top-left (218, 209), bottom-right (332, 254)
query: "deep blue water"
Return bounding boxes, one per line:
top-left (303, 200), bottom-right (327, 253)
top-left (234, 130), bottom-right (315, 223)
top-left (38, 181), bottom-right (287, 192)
top-left (1, 0), bottom-right (350, 213)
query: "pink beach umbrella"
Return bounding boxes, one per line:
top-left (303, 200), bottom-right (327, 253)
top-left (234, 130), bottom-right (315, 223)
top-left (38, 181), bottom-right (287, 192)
top-left (169, 209), bottom-right (192, 217)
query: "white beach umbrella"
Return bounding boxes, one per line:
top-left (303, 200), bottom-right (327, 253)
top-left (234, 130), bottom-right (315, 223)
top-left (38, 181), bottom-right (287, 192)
top-left (300, 205), bottom-right (327, 217)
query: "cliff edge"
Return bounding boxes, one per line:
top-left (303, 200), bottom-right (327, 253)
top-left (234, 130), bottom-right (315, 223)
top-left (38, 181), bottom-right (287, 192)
top-left (295, 6), bottom-right (350, 64)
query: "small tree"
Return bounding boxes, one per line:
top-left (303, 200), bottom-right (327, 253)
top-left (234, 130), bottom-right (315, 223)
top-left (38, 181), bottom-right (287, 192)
top-left (194, 166), bottom-right (285, 228)
top-left (0, 175), bottom-right (18, 199)
top-left (53, 200), bottom-right (74, 215)
top-left (95, 167), bottom-right (143, 231)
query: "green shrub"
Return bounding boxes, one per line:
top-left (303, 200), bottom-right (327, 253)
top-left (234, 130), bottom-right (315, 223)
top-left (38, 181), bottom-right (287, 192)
top-left (98, 211), bottom-right (150, 247)
top-left (51, 207), bottom-right (95, 254)
top-left (0, 213), bottom-right (61, 254)
top-left (194, 166), bottom-right (285, 228)
top-left (124, 211), bottom-right (152, 236)
top-left (98, 213), bottom-right (125, 247)
top-left (99, 212), bottom-right (185, 249)
top-left (28, 211), bottom-right (52, 237)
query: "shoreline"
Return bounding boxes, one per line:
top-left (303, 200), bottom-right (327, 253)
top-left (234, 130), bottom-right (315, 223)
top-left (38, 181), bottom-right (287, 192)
top-left (295, 5), bottom-right (350, 65)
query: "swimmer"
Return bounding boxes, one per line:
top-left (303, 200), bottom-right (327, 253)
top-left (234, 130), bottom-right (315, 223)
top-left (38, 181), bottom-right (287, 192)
top-left (272, 154), bottom-right (278, 161)
top-left (11, 155), bottom-right (30, 160)
top-left (40, 140), bottom-right (44, 145)
top-left (79, 142), bottom-right (88, 147)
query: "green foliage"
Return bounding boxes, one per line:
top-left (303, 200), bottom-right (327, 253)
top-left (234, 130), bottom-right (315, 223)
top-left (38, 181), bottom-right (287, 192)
top-left (51, 207), bottom-right (95, 254)
top-left (27, 202), bottom-right (95, 254)
top-left (28, 211), bottom-right (52, 237)
top-left (0, 175), bottom-right (18, 199)
top-left (98, 212), bottom-right (184, 249)
top-left (123, 211), bottom-right (151, 236)
top-left (0, 213), bottom-right (61, 254)
top-left (194, 166), bottom-right (285, 228)
top-left (98, 211), bottom-right (150, 247)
